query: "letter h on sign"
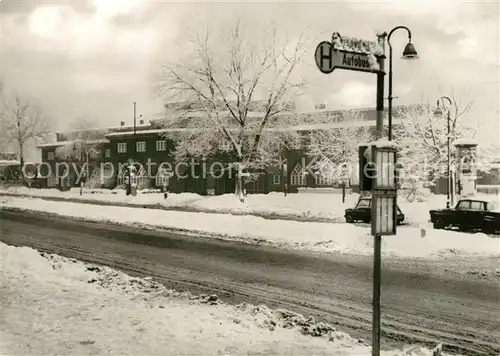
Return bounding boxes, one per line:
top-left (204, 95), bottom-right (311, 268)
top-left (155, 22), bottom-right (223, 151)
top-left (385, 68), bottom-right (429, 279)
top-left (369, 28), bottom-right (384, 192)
top-left (315, 42), bottom-right (335, 74)
top-left (320, 44), bottom-right (332, 69)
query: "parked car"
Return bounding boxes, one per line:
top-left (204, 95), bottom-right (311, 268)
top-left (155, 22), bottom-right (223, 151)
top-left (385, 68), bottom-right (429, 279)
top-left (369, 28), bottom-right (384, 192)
top-left (345, 197), bottom-right (405, 225)
top-left (429, 199), bottom-right (500, 234)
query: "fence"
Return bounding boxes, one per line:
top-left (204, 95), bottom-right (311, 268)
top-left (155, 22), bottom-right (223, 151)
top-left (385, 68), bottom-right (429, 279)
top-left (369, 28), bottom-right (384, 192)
top-left (477, 185), bottom-right (500, 195)
top-left (116, 175), bottom-right (151, 187)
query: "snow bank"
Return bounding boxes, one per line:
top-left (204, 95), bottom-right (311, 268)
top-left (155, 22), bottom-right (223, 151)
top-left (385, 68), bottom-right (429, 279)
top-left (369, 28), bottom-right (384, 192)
top-left (0, 186), bottom-right (437, 225)
top-left (0, 242), bottom-right (451, 356)
top-left (0, 187), bottom-right (359, 221)
top-left (191, 191), bottom-right (360, 220)
top-left (1, 186), bottom-right (498, 228)
top-left (0, 186), bottom-right (203, 207)
top-left (1, 197), bottom-right (498, 258)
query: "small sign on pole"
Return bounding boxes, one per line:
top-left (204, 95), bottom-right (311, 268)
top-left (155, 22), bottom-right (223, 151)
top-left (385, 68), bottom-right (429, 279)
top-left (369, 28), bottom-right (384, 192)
top-left (371, 192), bottom-right (397, 236)
top-left (370, 143), bottom-right (399, 236)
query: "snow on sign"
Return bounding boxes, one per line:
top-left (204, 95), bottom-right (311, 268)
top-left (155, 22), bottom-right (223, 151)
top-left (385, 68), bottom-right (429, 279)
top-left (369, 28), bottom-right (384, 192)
top-left (314, 41), bottom-right (375, 74)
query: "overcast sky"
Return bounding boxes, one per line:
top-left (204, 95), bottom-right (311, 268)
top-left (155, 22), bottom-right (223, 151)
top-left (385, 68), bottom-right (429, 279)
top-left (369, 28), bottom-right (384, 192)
top-left (0, 0), bottom-right (498, 143)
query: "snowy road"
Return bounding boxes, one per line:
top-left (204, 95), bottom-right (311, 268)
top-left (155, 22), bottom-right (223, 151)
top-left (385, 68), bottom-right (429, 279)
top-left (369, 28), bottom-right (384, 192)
top-left (1, 209), bottom-right (499, 355)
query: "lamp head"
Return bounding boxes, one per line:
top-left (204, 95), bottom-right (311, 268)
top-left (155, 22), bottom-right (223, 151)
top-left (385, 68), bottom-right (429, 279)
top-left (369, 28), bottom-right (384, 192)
top-left (402, 41), bottom-right (418, 59)
top-left (433, 100), bottom-right (443, 117)
top-left (433, 107), bottom-right (444, 117)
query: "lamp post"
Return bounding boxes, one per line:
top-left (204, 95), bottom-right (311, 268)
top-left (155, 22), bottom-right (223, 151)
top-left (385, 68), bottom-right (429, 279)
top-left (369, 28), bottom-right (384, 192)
top-left (433, 96), bottom-right (453, 208)
top-left (127, 102), bottom-right (137, 196)
top-left (371, 26), bottom-right (417, 356)
top-left (387, 26), bottom-right (418, 141)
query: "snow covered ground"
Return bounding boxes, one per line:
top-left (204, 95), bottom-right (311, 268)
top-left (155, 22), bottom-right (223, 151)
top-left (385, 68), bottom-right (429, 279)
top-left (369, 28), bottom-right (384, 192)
top-left (0, 186), bottom-right (455, 226)
top-left (0, 241), bottom-right (449, 355)
top-left (1, 196), bottom-right (498, 259)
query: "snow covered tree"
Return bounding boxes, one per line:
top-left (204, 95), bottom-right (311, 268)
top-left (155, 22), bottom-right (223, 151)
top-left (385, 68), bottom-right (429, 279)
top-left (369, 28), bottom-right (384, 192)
top-left (393, 96), bottom-right (497, 200)
top-left (0, 90), bottom-right (49, 181)
top-left (55, 117), bottom-right (106, 190)
top-left (156, 20), bottom-right (306, 202)
top-left (306, 109), bottom-right (373, 202)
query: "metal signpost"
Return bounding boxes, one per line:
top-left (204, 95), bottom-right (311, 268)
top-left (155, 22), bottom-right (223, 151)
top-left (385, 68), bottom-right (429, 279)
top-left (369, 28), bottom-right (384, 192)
top-left (315, 41), bottom-right (377, 74)
top-left (370, 144), bottom-right (398, 355)
top-left (315, 32), bottom-right (387, 356)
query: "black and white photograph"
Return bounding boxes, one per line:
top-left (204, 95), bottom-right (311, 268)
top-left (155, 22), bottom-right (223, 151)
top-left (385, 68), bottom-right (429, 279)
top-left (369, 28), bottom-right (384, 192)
top-left (0, 0), bottom-right (499, 355)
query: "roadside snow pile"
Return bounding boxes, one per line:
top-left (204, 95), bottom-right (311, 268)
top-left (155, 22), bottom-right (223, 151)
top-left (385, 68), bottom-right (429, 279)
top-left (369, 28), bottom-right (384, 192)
top-left (190, 191), bottom-right (360, 221)
top-left (0, 186), bottom-right (203, 207)
top-left (1, 197), bottom-right (499, 258)
top-left (0, 242), bottom-right (451, 356)
top-left (0, 186), bottom-right (449, 225)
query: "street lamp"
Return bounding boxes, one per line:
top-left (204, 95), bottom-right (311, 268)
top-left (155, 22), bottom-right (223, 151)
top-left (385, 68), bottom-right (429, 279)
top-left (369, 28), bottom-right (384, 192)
top-left (434, 96), bottom-right (453, 208)
top-left (387, 26), bottom-right (418, 141)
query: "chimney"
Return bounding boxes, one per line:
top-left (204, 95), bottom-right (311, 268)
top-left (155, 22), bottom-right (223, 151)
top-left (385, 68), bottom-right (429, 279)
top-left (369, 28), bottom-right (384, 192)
top-left (120, 121), bottom-right (125, 126)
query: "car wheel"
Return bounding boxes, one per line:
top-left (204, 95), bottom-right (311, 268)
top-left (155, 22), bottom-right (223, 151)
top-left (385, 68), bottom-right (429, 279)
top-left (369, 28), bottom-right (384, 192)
top-left (362, 219), bottom-right (370, 224)
top-left (345, 216), bottom-right (354, 223)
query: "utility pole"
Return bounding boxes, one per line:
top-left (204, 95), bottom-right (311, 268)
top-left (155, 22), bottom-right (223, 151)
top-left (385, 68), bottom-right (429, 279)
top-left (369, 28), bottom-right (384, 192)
top-left (372, 32), bottom-right (386, 356)
top-left (127, 102), bottom-right (137, 196)
top-left (447, 108), bottom-right (451, 208)
top-left (376, 34), bottom-right (386, 141)
top-left (434, 97), bottom-right (453, 208)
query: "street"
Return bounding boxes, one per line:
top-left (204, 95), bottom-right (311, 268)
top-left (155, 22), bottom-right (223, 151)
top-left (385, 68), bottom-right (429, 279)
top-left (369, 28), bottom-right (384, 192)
top-left (1, 209), bottom-right (499, 355)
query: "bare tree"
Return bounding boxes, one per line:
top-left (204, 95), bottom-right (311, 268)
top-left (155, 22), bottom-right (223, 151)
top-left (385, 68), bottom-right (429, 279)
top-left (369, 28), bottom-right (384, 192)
top-left (307, 110), bottom-right (373, 202)
top-left (1, 90), bottom-right (49, 180)
top-left (156, 20), bottom-right (307, 201)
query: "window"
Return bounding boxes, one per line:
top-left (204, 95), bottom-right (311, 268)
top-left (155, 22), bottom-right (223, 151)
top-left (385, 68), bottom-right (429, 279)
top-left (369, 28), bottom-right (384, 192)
top-left (457, 200), bottom-right (471, 210)
top-left (219, 137), bottom-right (231, 151)
top-left (136, 141), bottom-right (146, 152)
top-left (47, 152), bottom-right (54, 161)
top-left (315, 173), bottom-right (333, 186)
top-left (469, 201), bottom-right (485, 211)
top-left (356, 199), bottom-right (371, 208)
top-left (105, 149), bottom-right (111, 158)
top-left (290, 164), bottom-right (306, 186)
top-left (117, 143), bottom-right (127, 153)
top-left (156, 140), bottom-right (166, 152)
top-left (273, 174), bottom-right (280, 185)
top-left (89, 150), bottom-right (100, 159)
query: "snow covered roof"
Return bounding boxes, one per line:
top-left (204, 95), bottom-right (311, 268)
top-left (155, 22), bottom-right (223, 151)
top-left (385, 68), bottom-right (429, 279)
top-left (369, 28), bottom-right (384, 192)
top-left (268, 119), bottom-right (387, 132)
top-left (104, 119), bottom-right (387, 138)
top-left (368, 139), bottom-right (401, 149)
top-left (104, 128), bottom-right (192, 138)
top-left (452, 138), bottom-right (478, 147)
top-left (37, 139), bottom-right (109, 148)
top-left (162, 111), bottom-right (272, 118)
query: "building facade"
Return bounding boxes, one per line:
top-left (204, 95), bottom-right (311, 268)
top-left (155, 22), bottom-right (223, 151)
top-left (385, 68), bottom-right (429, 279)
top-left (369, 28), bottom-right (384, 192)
top-left (36, 104), bottom-right (415, 194)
